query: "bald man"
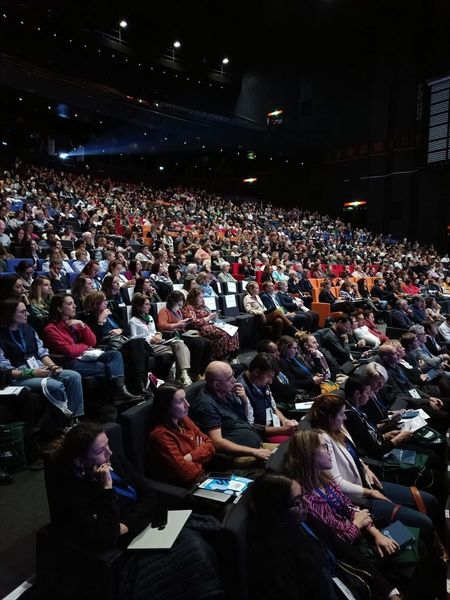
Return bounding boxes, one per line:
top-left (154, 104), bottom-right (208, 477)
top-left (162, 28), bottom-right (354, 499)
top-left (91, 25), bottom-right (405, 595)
top-left (189, 361), bottom-right (272, 464)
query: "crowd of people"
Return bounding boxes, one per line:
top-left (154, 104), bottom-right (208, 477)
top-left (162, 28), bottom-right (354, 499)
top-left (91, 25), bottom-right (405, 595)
top-left (1, 160), bottom-right (450, 599)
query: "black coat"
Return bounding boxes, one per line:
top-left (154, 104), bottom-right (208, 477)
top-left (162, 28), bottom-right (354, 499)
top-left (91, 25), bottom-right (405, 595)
top-left (249, 516), bottom-right (393, 600)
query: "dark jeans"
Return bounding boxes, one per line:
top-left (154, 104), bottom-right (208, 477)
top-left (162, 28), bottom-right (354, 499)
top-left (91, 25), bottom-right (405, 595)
top-left (364, 481), bottom-right (438, 545)
top-left (70, 350), bottom-right (124, 379)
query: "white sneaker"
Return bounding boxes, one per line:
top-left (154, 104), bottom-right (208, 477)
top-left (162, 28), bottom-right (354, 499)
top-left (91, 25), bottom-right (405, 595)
top-left (179, 371), bottom-right (193, 387)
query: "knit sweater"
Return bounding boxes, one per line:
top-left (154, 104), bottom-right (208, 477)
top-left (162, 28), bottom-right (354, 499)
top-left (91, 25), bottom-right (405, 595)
top-left (148, 417), bottom-right (215, 485)
top-left (44, 320), bottom-right (97, 360)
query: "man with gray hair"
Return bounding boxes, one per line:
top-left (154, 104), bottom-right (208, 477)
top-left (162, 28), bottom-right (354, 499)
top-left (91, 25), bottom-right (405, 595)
top-left (189, 360), bottom-right (273, 466)
top-left (407, 324), bottom-right (450, 372)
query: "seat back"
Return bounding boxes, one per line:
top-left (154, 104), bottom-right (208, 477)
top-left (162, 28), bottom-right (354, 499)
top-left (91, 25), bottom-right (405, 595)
top-left (185, 380), bottom-right (206, 408)
top-left (221, 493), bottom-right (252, 600)
top-left (117, 400), bottom-right (154, 474)
top-left (218, 294), bottom-right (240, 317)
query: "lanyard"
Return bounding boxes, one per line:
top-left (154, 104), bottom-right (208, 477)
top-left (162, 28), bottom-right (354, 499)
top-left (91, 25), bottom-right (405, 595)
top-left (291, 356), bottom-right (312, 376)
top-left (315, 485), bottom-right (347, 514)
top-left (344, 438), bottom-right (359, 463)
top-left (170, 308), bottom-right (183, 321)
top-left (106, 315), bottom-right (120, 329)
top-left (393, 366), bottom-right (410, 384)
top-left (111, 472), bottom-right (138, 501)
top-left (278, 371), bottom-right (289, 384)
top-left (9, 327), bottom-right (27, 354)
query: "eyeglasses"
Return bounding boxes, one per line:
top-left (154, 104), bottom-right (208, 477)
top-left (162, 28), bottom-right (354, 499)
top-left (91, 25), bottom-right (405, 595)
top-left (317, 443), bottom-right (331, 453)
top-left (17, 309), bottom-right (28, 314)
top-left (213, 375), bottom-right (235, 383)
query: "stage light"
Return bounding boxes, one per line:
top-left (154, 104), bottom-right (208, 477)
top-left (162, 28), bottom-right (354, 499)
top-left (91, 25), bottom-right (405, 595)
top-left (59, 152), bottom-right (69, 159)
top-left (2, 141), bottom-right (8, 146)
top-left (243, 177), bottom-right (257, 183)
top-left (173, 41), bottom-right (181, 48)
top-left (119, 20), bottom-right (127, 28)
top-left (159, 166), bottom-right (164, 171)
top-left (222, 57), bottom-right (229, 65)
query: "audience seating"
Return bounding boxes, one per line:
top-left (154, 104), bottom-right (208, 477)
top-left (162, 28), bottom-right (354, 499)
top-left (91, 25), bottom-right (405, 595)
top-left (35, 422), bottom-right (126, 600)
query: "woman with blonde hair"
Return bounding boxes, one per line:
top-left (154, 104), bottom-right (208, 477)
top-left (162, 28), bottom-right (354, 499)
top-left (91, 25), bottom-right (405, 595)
top-left (29, 276), bottom-right (53, 333)
top-left (284, 429), bottom-right (400, 557)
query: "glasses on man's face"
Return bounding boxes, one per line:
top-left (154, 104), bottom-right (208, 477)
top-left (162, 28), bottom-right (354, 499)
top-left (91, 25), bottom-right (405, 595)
top-left (214, 375), bottom-right (235, 383)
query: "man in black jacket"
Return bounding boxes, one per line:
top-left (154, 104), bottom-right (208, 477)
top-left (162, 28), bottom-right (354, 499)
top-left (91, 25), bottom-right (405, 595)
top-left (276, 280), bottom-right (319, 331)
top-left (377, 343), bottom-right (450, 432)
top-left (390, 299), bottom-right (414, 329)
top-left (317, 316), bottom-right (354, 366)
top-left (48, 258), bottom-right (70, 294)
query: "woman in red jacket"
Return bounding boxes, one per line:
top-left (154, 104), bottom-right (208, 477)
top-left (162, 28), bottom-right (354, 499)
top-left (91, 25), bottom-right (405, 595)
top-left (147, 383), bottom-right (215, 485)
top-left (44, 294), bottom-right (140, 405)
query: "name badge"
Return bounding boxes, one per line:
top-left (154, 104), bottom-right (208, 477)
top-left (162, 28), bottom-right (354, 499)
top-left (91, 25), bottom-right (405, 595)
top-left (272, 412), bottom-right (281, 427)
top-left (27, 357), bottom-right (40, 370)
top-left (409, 389), bottom-right (421, 399)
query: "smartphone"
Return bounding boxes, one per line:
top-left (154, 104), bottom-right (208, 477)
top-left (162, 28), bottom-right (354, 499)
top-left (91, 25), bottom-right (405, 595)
top-left (207, 472), bottom-right (232, 481)
top-left (151, 507), bottom-right (168, 530)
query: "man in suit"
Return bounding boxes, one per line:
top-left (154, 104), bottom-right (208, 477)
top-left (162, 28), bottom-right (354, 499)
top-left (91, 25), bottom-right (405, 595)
top-left (371, 279), bottom-right (396, 305)
top-left (423, 320), bottom-right (449, 355)
top-left (276, 280), bottom-right (319, 332)
top-left (260, 281), bottom-right (309, 331)
top-left (318, 281), bottom-right (337, 305)
top-left (390, 299), bottom-right (414, 329)
top-left (48, 258), bottom-right (71, 294)
top-left (410, 296), bottom-right (427, 323)
top-left (377, 343), bottom-right (449, 432)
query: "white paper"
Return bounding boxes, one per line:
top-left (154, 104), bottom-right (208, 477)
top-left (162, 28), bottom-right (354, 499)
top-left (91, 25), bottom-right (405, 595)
top-left (204, 297), bottom-right (217, 310)
top-left (127, 510), bottom-right (192, 550)
top-left (332, 577), bottom-right (357, 600)
top-left (214, 322), bottom-right (238, 336)
top-left (0, 386), bottom-right (24, 396)
top-left (400, 415), bottom-right (428, 433)
top-left (156, 302), bottom-right (167, 313)
top-left (227, 282), bottom-right (237, 293)
top-left (225, 295), bottom-right (237, 308)
top-left (295, 401), bottom-right (314, 410)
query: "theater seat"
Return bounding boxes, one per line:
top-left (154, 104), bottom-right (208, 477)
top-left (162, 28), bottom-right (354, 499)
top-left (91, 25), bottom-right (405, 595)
top-left (311, 302), bottom-right (343, 327)
top-left (35, 422), bottom-right (125, 600)
top-left (118, 401), bottom-right (190, 506)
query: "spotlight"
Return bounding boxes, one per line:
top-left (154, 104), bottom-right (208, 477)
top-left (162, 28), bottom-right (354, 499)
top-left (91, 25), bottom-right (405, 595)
top-left (119, 20), bottom-right (127, 28)
top-left (59, 152), bottom-right (69, 160)
top-left (173, 40), bottom-right (181, 48)
top-left (159, 166), bottom-right (164, 171)
top-left (222, 57), bottom-right (229, 65)
top-left (243, 177), bottom-right (257, 184)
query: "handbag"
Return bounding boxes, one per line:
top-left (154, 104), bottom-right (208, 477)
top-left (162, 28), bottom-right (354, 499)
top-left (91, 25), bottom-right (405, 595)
top-left (101, 333), bottom-right (129, 350)
top-left (334, 560), bottom-right (373, 600)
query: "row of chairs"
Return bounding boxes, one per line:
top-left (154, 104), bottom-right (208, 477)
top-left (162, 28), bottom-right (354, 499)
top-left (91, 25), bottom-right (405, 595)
top-left (35, 384), bottom-right (250, 599)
